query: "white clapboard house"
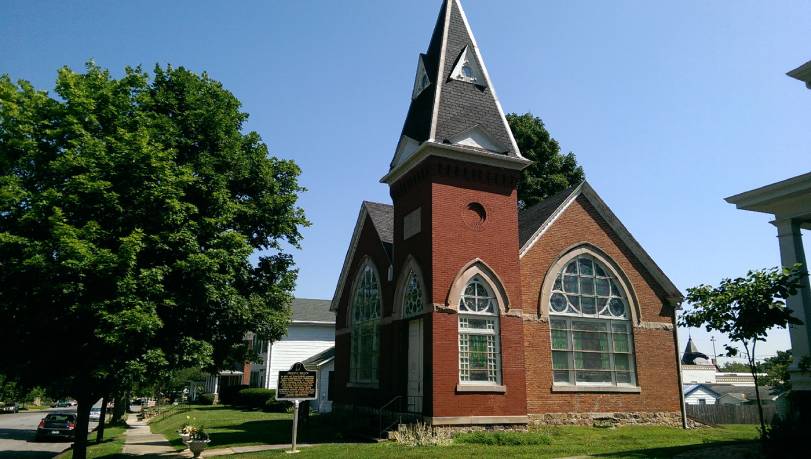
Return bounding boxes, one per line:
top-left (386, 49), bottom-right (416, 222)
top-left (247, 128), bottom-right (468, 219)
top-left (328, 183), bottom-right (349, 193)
top-left (250, 298), bottom-right (335, 412)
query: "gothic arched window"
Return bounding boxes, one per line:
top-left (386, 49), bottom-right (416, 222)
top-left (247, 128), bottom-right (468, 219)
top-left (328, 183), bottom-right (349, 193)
top-left (350, 261), bottom-right (381, 384)
top-left (403, 269), bottom-right (424, 319)
top-left (458, 276), bottom-right (501, 384)
top-left (548, 253), bottom-right (637, 386)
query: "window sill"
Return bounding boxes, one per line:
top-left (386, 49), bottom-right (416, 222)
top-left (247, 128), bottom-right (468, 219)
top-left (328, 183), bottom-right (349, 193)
top-left (456, 384), bottom-right (507, 393)
top-left (551, 384), bottom-right (640, 393)
top-left (347, 382), bottom-right (379, 389)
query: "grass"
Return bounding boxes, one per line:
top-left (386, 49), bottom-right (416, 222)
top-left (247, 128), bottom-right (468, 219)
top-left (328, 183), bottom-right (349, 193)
top-left (150, 405), bottom-right (761, 458)
top-left (53, 425), bottom-right (127, 459)
top-left (149, 404), bottom-right (347, 450)
top-left (19, 405), bottom-right (51, 411)
top-left (218, 425), bottom-right (761, 458)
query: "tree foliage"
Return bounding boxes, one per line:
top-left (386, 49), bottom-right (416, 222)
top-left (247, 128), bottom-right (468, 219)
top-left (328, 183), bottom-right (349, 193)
top-left (760, 350), bottom-right (793, 395)
top-left (506, 113), bottom-right (584, 209)
top-left (718, 361), bottom-right (754, 373)
top-left (679, 264), bottom-right (807, 436)
top-left (0, 62), bottom-right (308, 457)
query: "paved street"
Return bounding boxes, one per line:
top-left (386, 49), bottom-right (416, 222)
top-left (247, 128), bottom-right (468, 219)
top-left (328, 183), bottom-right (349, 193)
top-left (0, 408), bottom-right (96, 459)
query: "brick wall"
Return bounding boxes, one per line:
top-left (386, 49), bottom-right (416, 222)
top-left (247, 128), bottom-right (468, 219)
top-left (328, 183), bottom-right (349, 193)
top-left (427, 157), bottom-right (528, 418)
top-left (520, 195), bottom-right (681, 414)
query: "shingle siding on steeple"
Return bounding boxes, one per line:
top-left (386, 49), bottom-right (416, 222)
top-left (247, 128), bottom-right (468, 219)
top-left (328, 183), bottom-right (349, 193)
top-left (433, 3), bottom-right (515, 155)
top-left (392, 0), bottom-right (520, 170)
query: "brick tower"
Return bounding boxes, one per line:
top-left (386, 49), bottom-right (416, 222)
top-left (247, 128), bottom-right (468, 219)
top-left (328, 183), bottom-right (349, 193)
top-left (381, 0), bottom-right (531, 424)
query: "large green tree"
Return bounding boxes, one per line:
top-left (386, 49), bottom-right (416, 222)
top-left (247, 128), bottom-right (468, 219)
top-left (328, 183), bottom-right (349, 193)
top-left (679, 264), bottom-right (806, 437)
top-left (0, 62), bottom-right (307, 458)
top-left (506, 112), bottom-right (585, 209)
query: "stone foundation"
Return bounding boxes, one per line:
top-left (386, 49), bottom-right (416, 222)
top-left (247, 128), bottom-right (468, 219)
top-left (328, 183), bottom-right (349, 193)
top-left (529, 411), bottom-right (687, 427)
top-left (430, 423), bottom-right (529, 436)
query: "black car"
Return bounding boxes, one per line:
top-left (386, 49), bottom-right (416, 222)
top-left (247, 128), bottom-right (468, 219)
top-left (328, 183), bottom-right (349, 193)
top-left (36, 413), bottom-right (76, 441)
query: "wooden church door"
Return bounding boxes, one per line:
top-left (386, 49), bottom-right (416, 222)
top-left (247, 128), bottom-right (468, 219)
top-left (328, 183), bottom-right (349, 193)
top-left (407, 318), bottom-right (423, 413)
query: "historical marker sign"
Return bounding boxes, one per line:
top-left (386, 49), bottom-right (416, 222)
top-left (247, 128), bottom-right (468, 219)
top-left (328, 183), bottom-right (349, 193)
top-left (277, 362), bottom-right (317, 401)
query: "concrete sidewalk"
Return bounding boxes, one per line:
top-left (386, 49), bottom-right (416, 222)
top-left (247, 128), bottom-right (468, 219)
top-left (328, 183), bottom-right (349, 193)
top-left (181, 443), bottom-right (312, 457)
top-left (122, 413), bottom-right (178, 457)
top-left (121, 413), bottom-right (313, 457)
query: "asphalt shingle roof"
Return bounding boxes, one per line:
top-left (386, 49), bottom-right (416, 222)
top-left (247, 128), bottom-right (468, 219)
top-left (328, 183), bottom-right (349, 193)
top-left (394, 0), bottom-right (520, 168)
top-left (518, 185), bottom-right (579, 247)
top-left (363, 201), bottom-right (393, 244)
top-left (291, 298), bottom-right (334, 323)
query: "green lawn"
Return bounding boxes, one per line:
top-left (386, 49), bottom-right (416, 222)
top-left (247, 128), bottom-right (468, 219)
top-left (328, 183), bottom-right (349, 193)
top-left (150, 405), bottom-right (761, 458)
top-left (53, 425), bottom-right (127, 459)
top-left (149, 405), bottom-right (346, 450)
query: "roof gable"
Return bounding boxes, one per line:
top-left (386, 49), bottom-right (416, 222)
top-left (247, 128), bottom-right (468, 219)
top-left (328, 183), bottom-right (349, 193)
top-left (330, 201), bottom-right (393, 311)
top-left (519, 181), bottom-right (683, 305)
top-left (391, 0), bottom-right (523, 172)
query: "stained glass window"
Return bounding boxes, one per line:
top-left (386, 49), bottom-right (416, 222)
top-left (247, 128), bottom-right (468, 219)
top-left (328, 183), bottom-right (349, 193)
top-left (403, 269), bottom-right (423, 318)
top-left (350, 262), bottom-right (381, 384)
top-left (549, 255), bottom-right (636, 386)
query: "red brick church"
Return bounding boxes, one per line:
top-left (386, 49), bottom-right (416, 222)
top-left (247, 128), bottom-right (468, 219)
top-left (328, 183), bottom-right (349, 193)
top-left (330, 0), bottom-right (685, 428)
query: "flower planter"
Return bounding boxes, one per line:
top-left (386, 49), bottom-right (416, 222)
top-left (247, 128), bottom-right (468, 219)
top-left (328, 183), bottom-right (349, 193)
top-left (188, 439), bottom-right (210, 458)
top-left (179, 432), bottom-right (191, 444)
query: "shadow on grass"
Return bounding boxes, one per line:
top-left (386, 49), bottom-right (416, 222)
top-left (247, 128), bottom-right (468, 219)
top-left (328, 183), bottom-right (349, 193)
top-left (590, 440), bottom-right (763, 458)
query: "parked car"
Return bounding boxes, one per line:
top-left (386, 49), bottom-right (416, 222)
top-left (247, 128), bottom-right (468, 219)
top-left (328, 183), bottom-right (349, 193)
top-left (89, 407), bottom-right (102, 422)
top-left (51, 400), bottom-right (72, 408)
top-left (35, 413), bottom-right (76, 441)
top-left (0, 402), bottom-right (19, 413)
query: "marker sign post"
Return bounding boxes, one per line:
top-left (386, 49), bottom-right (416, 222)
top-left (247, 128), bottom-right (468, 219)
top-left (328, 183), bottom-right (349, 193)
top-left (277, 362), bottom-right (317, 453)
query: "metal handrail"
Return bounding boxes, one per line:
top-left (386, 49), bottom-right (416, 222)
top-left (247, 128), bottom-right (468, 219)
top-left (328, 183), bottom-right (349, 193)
top-left (378, 395), bottom-right (404, 437)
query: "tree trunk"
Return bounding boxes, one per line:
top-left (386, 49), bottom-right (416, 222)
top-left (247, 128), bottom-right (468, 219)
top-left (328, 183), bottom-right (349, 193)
top-left (112, 391), bottom-right (128, 425)
top-left (748, 342), bottom-right (766, 438)
top-left (73, 396), bottom-right (93, 459)
top-left (96, 395), bottom-right (108, 444)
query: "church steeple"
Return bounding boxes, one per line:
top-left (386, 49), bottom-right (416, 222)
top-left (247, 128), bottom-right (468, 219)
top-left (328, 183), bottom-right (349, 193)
top-left (385, 0), bottom-right (528, 183)
top-left (681, 336), bottom-right (710, 365)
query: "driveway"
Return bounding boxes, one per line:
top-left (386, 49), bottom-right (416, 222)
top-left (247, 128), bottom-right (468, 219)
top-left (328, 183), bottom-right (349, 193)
top-left (0, 408), bottom-right (97, 459)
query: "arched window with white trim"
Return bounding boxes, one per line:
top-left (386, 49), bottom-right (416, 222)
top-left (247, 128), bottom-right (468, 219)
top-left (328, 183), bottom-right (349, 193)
top-left (458, 276), bottom-right (501, 384)
top-left (350, 261), bottom-right (381, 384)
top-left (548, 253), bottom-right (637, 387)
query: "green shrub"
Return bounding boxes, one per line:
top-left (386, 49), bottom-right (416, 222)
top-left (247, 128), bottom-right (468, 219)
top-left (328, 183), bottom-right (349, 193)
top-left (219, 384), bottom-right (249, 405)
top-left (264, 398), bottom-right (291, 413)
top-left (198, 393), bottom-right (215, 405)
top-left (238, 388), bottom-right (276, 408)
top-left (454, 431), bottom-right (552, 446)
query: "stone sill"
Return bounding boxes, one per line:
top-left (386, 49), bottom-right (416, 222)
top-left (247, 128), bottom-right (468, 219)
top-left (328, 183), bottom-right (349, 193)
top-left (551, 384), bottom-right (640, 393)
top-left (456, 384), bottom-right (507, 393)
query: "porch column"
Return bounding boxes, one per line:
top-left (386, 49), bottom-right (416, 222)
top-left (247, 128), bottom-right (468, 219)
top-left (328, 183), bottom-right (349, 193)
top-left (774, 218), bottom-right (811, 391)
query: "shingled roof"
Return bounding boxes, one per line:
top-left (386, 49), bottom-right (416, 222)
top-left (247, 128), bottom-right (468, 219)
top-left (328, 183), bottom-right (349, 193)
top-left (330, 201), bottom-right (394, 311)
top-left (291, 298), bottom-right (334, 323)
top-left (390, 0), bottom-right (522, 171)
top-left (518, 185), bottom-right (580, 247)
top-left (363, 201), bottom-right (393, 244)
top-left (518, 182), bottom-right (683, 306)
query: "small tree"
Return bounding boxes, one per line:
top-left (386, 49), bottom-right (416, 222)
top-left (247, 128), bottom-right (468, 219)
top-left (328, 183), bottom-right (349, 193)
top-left (680, 264), bottom-right (806, 436)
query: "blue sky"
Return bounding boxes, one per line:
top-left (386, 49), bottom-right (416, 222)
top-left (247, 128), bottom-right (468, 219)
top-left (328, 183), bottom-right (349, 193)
top-left (2, 0), bottom-right (809, 365)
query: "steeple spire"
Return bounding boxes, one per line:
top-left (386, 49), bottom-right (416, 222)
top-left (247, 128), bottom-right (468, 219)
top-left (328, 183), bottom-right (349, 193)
top-left (387, 0), bottom-right (527, 179)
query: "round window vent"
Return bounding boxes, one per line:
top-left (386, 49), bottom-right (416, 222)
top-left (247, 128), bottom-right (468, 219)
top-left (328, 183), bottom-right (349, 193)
top-left (462, 202), bottom-right (486, 230)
